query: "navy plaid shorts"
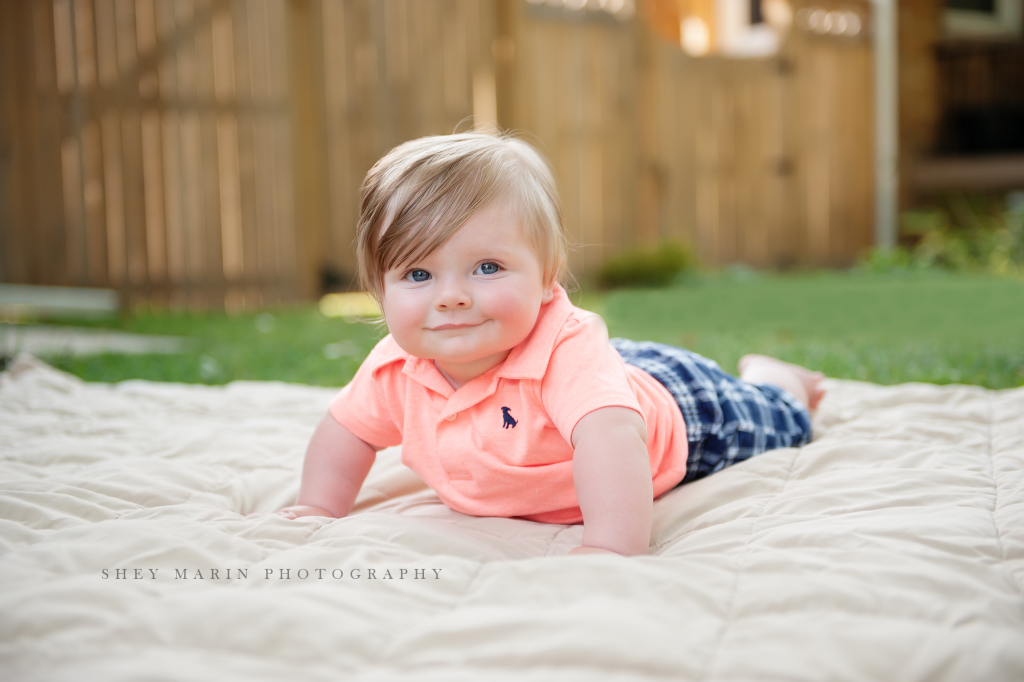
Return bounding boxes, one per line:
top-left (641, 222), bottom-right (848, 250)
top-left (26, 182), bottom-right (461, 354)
top-left (610, 339), bottom-right (813, 484)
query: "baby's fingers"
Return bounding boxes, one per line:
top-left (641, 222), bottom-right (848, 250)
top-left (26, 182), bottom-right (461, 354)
top-left (244, 508), bottom-right (299, 519)
top-left (274, 505), bottom-right (337, 519)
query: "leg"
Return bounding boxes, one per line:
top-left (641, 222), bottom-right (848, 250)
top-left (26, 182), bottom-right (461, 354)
top-left (738, 354), bottom-right (826, 412)
top-left (611, 339), bottom-right (815, 484)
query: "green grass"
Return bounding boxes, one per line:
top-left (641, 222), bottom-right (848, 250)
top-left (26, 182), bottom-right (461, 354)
top-left (17, 270), bottom-right (1024, 389)
top-left (593, 270), bottom-right (1024, 389)
top-left (34, 307), bottom-right (386, 387)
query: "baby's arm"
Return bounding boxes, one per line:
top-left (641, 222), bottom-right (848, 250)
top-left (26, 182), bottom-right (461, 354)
top-left (569, 406), bottom-right (652, 556)
top-left (277, 412), bottom-right (377, 519)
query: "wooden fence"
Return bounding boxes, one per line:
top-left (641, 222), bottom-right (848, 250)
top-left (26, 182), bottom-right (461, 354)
top-left (1, 0), bottom-right (297, 310)
top-left (0, 0), bottom-right (875, 310)
top-left (506, 0), bottom-right (874, 273)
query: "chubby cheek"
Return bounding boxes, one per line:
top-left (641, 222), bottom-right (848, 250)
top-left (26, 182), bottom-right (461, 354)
top-left (481, 289), bottom-right (541, 339)
top-left (381, 291), bottom-right (427, 349)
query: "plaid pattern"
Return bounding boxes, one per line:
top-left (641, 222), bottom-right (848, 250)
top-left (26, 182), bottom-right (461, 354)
top-left (611, 339), bottom-right (813, 484)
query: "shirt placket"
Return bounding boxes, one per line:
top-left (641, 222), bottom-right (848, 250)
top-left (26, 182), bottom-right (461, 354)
top-left (434, 372), bottom-right (502, 484)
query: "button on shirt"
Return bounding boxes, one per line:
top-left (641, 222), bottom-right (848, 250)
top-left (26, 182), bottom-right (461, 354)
top-left (329, 285), bottom-right (688, 524)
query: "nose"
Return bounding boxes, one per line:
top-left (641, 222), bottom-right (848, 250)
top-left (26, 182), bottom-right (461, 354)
top-left (434, 276), bottom-right (471, 310)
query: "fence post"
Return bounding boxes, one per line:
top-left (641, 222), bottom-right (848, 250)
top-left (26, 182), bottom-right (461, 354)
top-left (0, 0), bottom-right (18, 284)
top-left (495, 0), bottom-right (523, 135)
top-left (286, 0), bottom-right (328, 301)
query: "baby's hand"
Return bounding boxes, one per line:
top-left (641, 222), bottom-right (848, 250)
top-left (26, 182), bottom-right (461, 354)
top-left (568, 546), bottom-right (621, 556)
top-left (270, 505), bottom-right (337, 520)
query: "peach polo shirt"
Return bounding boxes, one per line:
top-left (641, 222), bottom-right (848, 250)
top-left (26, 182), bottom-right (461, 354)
top-left (329, 285), bottom-right (688, 524)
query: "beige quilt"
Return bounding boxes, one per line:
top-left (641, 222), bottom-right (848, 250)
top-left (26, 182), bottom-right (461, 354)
top-left (1, 354), bottom-right (1022, 681)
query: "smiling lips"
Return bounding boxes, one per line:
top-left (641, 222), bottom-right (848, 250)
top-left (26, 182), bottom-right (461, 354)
top-left (430, 322), bottom-right (483, 331)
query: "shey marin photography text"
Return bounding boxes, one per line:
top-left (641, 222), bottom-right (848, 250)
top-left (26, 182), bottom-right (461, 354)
top-left (101, 568), bottom-right (445, 581)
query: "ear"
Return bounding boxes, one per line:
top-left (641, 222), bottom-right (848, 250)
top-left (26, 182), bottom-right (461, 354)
top-left (541, 282), bottom-right (555, 304)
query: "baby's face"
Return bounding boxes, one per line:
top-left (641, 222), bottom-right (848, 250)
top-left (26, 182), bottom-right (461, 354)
top-left (381, 201), bottom-right (554, 386)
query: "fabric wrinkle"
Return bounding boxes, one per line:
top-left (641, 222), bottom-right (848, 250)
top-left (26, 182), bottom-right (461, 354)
top-left (699, 445), bottom-right (803, 682)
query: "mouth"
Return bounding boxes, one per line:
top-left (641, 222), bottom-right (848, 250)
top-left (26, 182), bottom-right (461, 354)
top-left (430, 322), bottom-right (482, 331)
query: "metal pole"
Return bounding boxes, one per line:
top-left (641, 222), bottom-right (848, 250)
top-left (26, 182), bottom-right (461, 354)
top-left (871, 0), bottom-right (898, 249)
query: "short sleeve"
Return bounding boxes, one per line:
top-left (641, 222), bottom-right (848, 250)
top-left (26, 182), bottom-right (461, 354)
top-left (328, 339), bottom-right (405, 448)
top-left (539, 313), bottom-right (645, 445)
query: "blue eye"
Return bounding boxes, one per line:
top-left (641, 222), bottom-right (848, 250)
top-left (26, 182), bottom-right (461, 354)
top-left (407, 269), bottom-right (430, 282)
top-left (476, 262), bottom-right (500, 275)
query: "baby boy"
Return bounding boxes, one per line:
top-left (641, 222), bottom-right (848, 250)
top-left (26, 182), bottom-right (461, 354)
top-left (275, 133), bottom-right (824, 556)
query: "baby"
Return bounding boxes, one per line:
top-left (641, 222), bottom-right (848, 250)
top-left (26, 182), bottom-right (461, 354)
top-left (276, 133), bottom-right (825, 556)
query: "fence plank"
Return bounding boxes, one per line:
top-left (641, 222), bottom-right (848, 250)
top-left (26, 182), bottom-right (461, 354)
top-left (0, 1), bottom-right (28, 284)
top-left (141, 109), bottom-right (167, 291)
top-left (231, 1), bottom-right (260, 306)
top-left (161, 111), bottom-right (186, 295)
top-left (179, 110), bottom-right (205, 296)
top-left (285, 0), bottom-right (325, 301)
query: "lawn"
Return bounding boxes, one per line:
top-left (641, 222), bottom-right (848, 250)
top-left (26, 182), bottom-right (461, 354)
top-left (24, 270), bottom-right (1024, 390)
top-left (594, 270), bottom-right (1024, 389)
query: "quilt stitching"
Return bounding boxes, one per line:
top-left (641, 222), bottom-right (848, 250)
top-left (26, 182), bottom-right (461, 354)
top-left (986, 393), bottom-right (1021, 600)
top-left (300, 518), bottom-right (333, 546)
top-left (546, 524), bottom-right (580, 556)
top-left (698, 443), bottom-right (803, 682)
top-left (376, 560), bottom-right (487, 665)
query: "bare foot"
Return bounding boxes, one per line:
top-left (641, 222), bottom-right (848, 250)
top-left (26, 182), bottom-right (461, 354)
top-left (738, 354), bottom-right (827, 412)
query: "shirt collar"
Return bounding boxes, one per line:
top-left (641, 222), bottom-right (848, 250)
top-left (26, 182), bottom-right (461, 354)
top-left (495, 283), bottom-right (574, 381)
top-left (366, 338), bottom-right (455, 398)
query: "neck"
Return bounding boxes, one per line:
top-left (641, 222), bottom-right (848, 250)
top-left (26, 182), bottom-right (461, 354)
top-left (434, 349), bottom-right (511, 390)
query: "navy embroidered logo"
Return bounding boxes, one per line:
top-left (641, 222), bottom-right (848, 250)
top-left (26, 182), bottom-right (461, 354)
top-left (500, 407), bottom-right (518, 429)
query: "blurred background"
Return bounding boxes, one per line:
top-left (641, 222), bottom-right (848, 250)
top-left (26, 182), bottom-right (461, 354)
top-left (0, 0), bottom-right (1022, 388)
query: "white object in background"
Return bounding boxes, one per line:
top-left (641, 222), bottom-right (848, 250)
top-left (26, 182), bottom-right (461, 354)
top-left (715, 0), bottom-right (780, 57)
top-left (0, 284), bottom-right (119, 320)
top-left (0, 325), bottom-right (185, 357)
top-left (680, 16), bottom-right (711, 56)
top-left (871, 0), bottom-right (898, 250)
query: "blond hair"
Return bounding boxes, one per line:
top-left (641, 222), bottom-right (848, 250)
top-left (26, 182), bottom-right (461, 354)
top-left (356, 132), bottom-right (568, 301)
